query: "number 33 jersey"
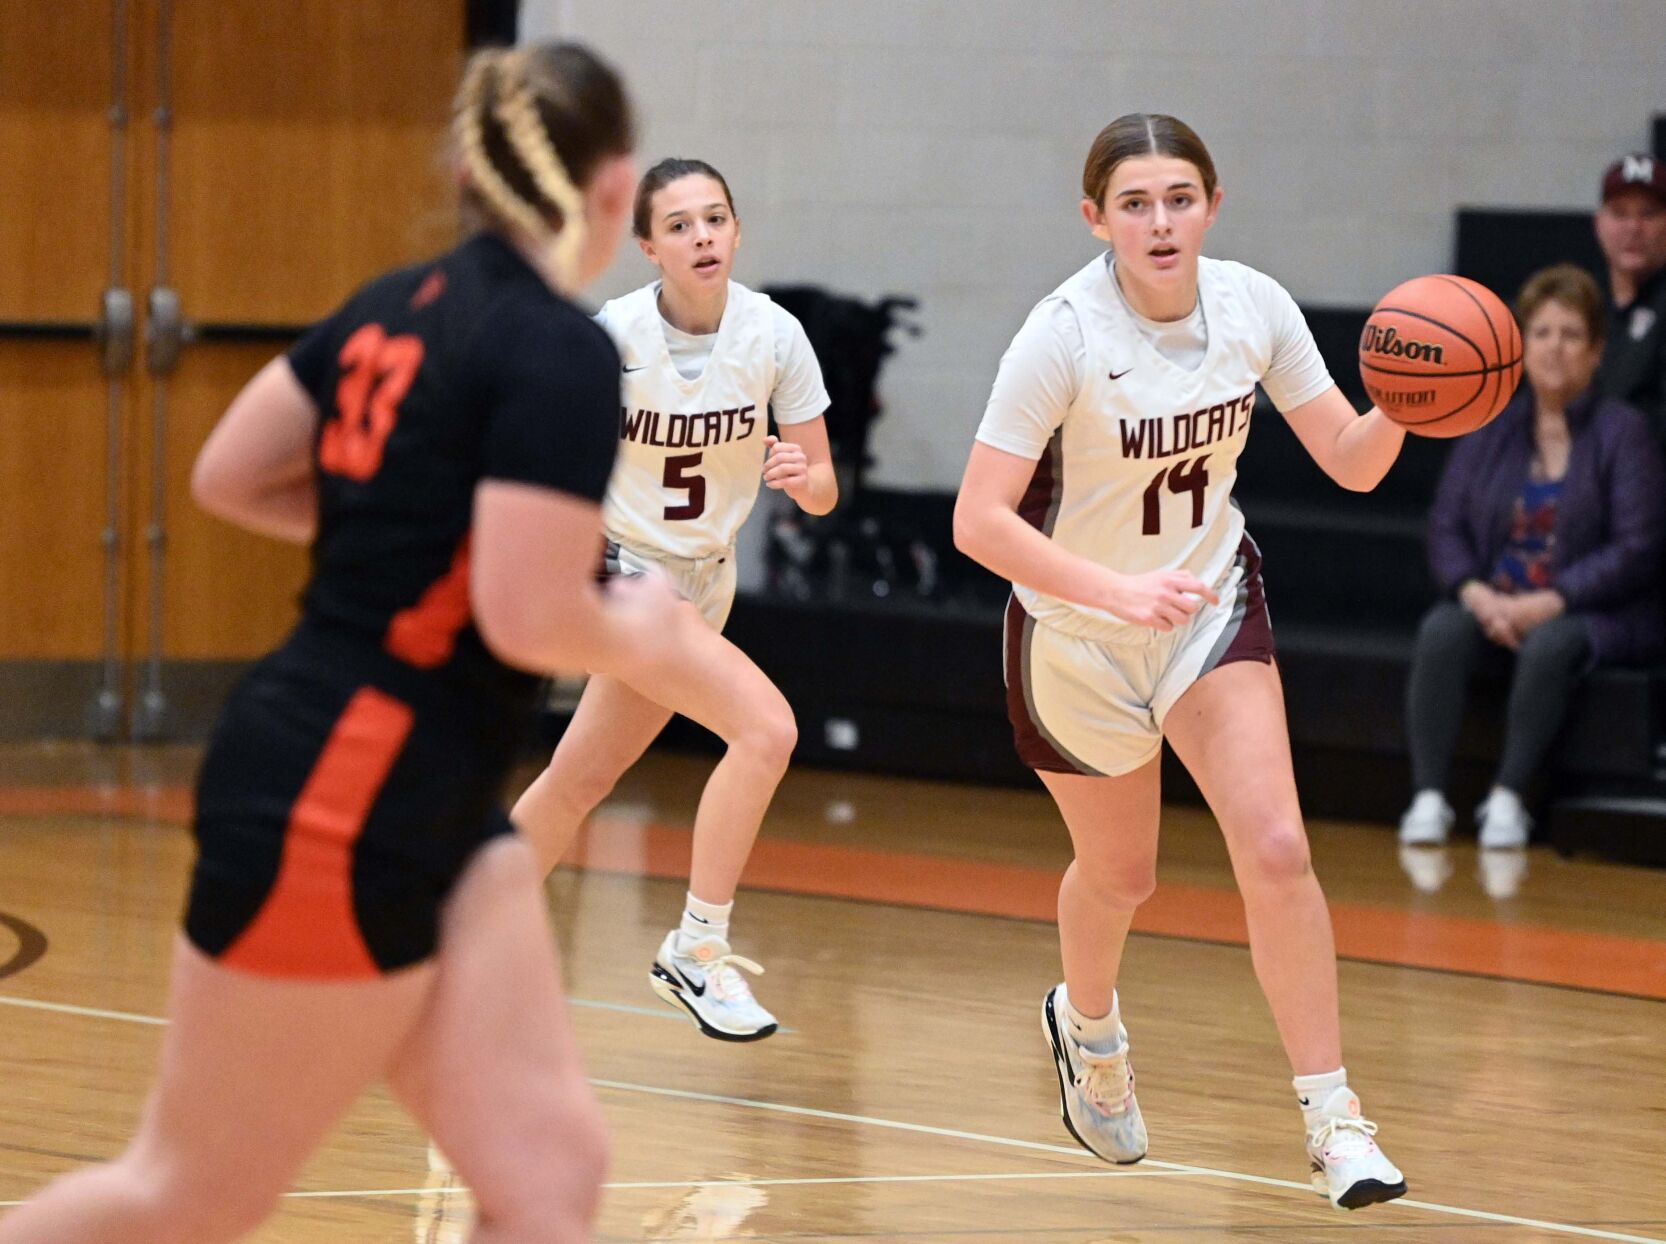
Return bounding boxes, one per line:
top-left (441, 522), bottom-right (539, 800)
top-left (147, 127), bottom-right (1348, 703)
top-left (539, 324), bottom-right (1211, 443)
top-left (597, 281), bottom-right (829, 559)
top-left (283, 232), bottom-right (620, 704)
top-left (976, 253), bottom-right (1331, 643)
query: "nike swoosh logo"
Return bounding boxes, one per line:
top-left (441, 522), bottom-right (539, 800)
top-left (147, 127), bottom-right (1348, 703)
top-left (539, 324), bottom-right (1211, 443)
top-left (1108, 368), bottom-right (1132, 380)
top-left (675, 966), bottom-right (706, 997)
top-left (1299, 1096), bottom-right (1312, 1107)
top-left (623, 365), bottom-right (646, 373)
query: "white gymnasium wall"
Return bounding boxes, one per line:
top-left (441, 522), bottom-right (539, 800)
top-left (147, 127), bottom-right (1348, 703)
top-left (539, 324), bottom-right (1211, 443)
top-left (521, 0), bottom-right (1665, 491)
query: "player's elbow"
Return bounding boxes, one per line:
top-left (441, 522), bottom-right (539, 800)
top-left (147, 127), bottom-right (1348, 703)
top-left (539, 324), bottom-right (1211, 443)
top-left (952, 498), bottom-right (989, 561)
top-left (809, 478), bottom-right (839, 516)
top-left (190, 445), bottom-right (249, 523)
top-left (472, 594), bottom-right (542, 674)
top-left (1334, 462), bottom-right (1388, 493)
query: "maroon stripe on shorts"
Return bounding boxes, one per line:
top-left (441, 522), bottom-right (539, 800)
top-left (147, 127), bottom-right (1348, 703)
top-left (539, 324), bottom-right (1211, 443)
top-left (1003, 594), bottom-right (1094, 774)
top-left (1200, 533), bottom-right (1276, 674)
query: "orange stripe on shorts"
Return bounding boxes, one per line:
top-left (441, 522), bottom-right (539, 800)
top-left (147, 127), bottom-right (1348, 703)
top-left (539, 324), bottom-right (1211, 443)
top-left (222, 687), bottom-right (415, 978)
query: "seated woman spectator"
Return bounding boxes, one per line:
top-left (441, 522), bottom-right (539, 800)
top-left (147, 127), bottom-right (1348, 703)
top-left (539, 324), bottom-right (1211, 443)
top-left (1399, 263), bottom-right (1666, 849)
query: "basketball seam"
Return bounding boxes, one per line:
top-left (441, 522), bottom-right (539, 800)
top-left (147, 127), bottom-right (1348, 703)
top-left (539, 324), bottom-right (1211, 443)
top-left (1371, 373), bottom-right (1487, 426)
top-left (1359, 362), bottom-right (1516, 379)
top-left (1438, 275), bottom-right (1506, 422)
top-left (1366, 305), bottom-right (1487, 366)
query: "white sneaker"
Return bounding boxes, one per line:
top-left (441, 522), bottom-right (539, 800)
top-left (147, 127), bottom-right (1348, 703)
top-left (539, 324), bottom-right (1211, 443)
top-left (1040, 985), bottom-right (1148, 1164)
top-left (649, 930), bottom-right (778, 1041)
top-left (1397, 791), bottom-right (1454, 845)
top-left (1305, 1085), bottom-right (1407, 1210)
top-left (1476, 788), bottom-right (1531, 849)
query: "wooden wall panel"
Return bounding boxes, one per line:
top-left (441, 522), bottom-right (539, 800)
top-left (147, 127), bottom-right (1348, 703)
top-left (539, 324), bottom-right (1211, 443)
top-left (0, 342), bottom-right (118, 657)
top-left (0, 0), bottom-right (118, 322)
top-left (129, 343), bottom-right (308, 660)
top-left (4, 0), bottom-right (467, 718)
top-left (161, 0), bottom-right (464, 325)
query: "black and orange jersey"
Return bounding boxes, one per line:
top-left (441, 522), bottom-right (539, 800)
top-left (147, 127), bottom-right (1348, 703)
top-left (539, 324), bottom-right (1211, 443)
top-left (284, 232), bottom-right (619, 709)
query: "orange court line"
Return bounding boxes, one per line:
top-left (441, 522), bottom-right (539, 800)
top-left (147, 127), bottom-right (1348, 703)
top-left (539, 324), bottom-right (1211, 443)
top-left (0, 784), bottom-right (194, 823)
top-left (5, 784), bottom-right (1664, 1000)
top-left (567, 821), bottom-right (1666, 1002)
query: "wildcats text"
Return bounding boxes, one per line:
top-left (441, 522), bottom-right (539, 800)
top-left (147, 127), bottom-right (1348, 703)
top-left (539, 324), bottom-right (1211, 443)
top-left (1119, 390), bottom-right (1254, 459)
top-left (621, 404), bottom-right (757, 449)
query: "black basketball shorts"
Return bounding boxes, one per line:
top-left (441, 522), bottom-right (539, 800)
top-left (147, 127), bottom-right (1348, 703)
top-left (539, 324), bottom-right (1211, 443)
top-left (185, 628), bottom-right (523, 978)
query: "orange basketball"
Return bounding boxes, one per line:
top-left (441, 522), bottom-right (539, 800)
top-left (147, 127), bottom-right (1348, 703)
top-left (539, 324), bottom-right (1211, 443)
top-left (1358, 275), bottom-right (1522, 438)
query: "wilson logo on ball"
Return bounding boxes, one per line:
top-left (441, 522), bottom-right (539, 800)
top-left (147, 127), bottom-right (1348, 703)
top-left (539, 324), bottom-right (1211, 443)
top-left (1359, 325), bottom-right (1445, 364)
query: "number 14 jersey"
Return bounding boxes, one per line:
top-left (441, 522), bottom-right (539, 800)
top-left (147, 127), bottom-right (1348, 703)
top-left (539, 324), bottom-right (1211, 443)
top-left (976, 253), bottom-right (1331, 642)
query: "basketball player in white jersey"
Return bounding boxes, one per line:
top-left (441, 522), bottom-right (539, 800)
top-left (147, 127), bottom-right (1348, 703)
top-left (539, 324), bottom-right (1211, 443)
top-left (955, 115), bottom-right (1409, 1210)
top-left (514, 158), bottom-right (835, 1041)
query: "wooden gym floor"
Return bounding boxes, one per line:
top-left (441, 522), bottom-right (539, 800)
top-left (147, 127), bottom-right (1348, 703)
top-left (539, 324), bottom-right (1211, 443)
top-left (0, 743), bottom-right (1663, 1242)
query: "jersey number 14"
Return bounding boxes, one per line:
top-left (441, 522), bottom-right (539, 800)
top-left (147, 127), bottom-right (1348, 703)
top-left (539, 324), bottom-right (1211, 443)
top-left (1141, 455), bottom-right (1209, 536)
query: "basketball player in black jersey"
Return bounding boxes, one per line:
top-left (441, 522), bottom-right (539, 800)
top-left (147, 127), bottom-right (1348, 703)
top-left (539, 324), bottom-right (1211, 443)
top-left (0, 44), bottom-right (677, 1244)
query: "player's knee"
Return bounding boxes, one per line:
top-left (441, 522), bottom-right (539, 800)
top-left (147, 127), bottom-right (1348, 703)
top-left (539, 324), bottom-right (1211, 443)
top-left (480, 1088), bottom-right (610, 1232)
top-left (1240, 822), bottom-right (1312, 884)
top-left (559, 765), bottom-right (621, 815)
top-left (738, 695), bottom-right (797, 771)
top-left (1076, 857), bottom-right (1158, 910)
top-left (762, 701), bottom-right (798, 766)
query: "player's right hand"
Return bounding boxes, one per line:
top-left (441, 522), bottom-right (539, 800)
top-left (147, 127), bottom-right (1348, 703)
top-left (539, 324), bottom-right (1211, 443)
top-left (1100, 569), bottom-right (1220, 632)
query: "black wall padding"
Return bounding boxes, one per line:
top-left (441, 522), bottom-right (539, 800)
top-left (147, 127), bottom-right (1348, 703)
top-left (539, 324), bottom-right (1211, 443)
top-left (1454, 208), bottom-right (1604, 305)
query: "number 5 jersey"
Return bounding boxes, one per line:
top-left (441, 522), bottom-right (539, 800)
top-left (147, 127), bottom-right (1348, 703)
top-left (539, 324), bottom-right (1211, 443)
top-left (596, 280), bottom-right (829, 560)
top-left (976, 253), bottom-right (1333, 643)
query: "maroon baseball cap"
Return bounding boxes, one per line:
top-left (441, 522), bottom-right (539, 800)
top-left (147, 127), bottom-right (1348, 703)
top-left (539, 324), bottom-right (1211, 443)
top-left (1601, 153), bottom-right (1666, 206)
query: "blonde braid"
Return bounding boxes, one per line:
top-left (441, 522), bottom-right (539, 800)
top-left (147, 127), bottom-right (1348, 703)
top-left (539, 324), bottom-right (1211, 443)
top-left (453, 51), bottom-right (549, 244)
top-left (493, 52), bottom-right (588, 283)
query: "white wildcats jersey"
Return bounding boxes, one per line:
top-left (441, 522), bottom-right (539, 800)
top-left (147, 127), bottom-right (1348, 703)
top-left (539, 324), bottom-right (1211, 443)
top-left (600, 281), bottom-right (778, 558)
top-left (995, 256), bottom-right (1281, 642)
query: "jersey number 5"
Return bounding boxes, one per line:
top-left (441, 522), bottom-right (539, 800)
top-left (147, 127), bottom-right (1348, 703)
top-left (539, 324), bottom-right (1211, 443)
top-left (1141, 455), bottom-right (1210, 536)
top-left (320, 324), bottom-right (426, 481)
top-left (663, 452), bottom-right (706, 520)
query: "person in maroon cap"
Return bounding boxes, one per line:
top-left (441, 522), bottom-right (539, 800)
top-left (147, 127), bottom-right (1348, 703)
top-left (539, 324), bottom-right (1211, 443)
top-left (1594, 154), bottom-right (1666, 444)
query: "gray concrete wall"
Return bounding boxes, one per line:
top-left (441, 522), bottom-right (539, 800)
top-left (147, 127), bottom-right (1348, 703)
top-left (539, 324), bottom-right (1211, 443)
top-left (523, 0), bottom-right (1664, 488)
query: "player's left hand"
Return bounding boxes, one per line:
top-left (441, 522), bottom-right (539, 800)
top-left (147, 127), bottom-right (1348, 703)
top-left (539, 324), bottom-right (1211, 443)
top-left (763, 435), bottom-right (810, 497)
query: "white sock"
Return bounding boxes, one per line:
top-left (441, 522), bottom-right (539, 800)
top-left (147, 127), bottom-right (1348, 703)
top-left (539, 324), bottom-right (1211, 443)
top-left (1293, 1067), bottom-right (1350, 1131)
top-left (678, 892), bottom-right (732, 948)
top-left (1062, 984), bottom-right (1123, 1055)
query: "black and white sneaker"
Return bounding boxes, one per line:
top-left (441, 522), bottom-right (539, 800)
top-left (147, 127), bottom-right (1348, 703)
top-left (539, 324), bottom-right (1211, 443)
top-left (1041, 984), bottom-right (1147, 1164)
top-left (649, 930), bottom-right (778, 1041)
top-left (1305, 1085), bottom-right (1408, 1210)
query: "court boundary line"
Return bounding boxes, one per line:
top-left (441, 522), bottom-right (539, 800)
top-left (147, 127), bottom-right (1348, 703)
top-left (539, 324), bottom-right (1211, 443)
top-left (591, 1078), bottom-right (1666, 1244)
top-left (275, 1168), bottom-right (1200, 1199)
top-left (0, 992), bottom-right (798, 1033)
top-left (2, 1007), bottom-right (1662, 1241)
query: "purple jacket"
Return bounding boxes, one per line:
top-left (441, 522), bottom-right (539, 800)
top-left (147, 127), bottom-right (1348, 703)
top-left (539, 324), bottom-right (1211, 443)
top-left (1427, 386), bottom-right (1666, 664)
